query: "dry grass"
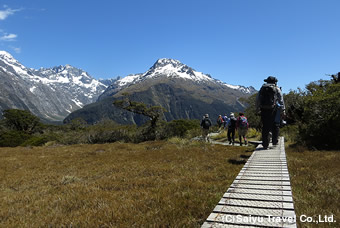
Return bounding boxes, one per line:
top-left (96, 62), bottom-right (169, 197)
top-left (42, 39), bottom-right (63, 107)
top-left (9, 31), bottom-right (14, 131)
top-left (0, 140), bottom-right (251, 227)
top-left (286, 147), bottom-right (340, 228)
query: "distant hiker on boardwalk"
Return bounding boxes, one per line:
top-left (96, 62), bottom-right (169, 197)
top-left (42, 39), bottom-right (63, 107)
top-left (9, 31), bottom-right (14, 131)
top-left (217, 115), bottom-right (224, 132)
top-left (256, 76), bottom-right (285, 149)
top-left (227, 112), bottom-right (237, 145)
top-left (236, 112), bottom-right (248, 146)
top-left (223, 114), bottom-right (229, 130)
top-left (201, 114), bottom-right (212, 142)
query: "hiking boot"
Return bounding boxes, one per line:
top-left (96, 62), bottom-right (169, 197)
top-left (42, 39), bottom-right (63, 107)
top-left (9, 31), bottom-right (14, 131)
top-left (229, 141), bottom-right (232, 145)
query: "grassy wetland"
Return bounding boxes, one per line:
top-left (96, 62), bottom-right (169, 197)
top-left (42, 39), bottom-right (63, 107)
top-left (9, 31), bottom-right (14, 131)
top-left (0, 139), bottom-right (252, 227)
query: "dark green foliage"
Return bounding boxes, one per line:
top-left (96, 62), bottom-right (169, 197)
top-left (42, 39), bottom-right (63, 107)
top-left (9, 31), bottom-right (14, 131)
top-left (283, 90), bottom-right (304, 124)
top-left (283, 75), bottom-right (340, 150)
top-left (242, 94), bottom-right (261, 130)
top-left (66, 118), bottom-right (88, 131)
top-left (86, 119), bottom-right (138, 144)
top-left (161, 119), bottom-right (200, 138)
top-left (21, 136), bottom-right (50, 147)
top-left (0, 130), bottom-right (31, 147)
top-left (298, 79), bottom-right (340, 149)
top-left (3, 109), bottom-right (41, 134)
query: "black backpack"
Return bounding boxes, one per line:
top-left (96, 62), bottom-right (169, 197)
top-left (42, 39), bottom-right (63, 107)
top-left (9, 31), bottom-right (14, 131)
top-left (203, 118), bottom-right (211, 128)
top-left (259, 84), bottom-right (278, 109)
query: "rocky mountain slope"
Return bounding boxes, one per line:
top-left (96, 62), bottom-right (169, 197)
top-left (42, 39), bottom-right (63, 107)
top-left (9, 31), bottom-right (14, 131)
top-left (64, 58), bottom-right (256, 125)
top-left (0, 51), bottom-right (108, 122)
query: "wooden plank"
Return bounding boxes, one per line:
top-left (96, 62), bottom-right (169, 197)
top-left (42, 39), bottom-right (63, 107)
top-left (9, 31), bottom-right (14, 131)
top-left (202, 137), bottom-right (297, 227)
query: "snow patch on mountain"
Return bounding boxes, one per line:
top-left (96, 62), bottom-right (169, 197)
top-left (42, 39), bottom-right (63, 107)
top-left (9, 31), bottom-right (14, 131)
top-left (114, 58), bottom-right (254, 94)
top-left (0, 50), bottom-right (110, 121)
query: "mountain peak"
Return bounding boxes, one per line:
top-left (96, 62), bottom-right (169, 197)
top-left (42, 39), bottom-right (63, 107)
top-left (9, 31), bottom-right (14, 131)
top-left (0, 50), bottom-right (18, 64)
top-left (145, 58), bottom-right (212, 82)
top-left (0, 50), bottom-right (13, 57)
top-left (153, 58), bottom-right (182, 67)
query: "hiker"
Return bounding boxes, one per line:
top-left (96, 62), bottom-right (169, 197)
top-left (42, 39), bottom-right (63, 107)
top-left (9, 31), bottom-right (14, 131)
top-left (216, 115), bottom-right (224, 132)
top-left (223, 114), bottom-right (229, 130)
top-left (227, 112), bottom-right (237, 145)
top-left (256, 76), bottom-right (286, 149)
top-left (200, 114), bottom-right (212, 142)
top-left (236, 112), bottom-right (249, 146)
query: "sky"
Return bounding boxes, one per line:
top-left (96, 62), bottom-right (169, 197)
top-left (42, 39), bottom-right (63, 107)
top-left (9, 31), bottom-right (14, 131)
top-left (0, 0), bottom-right (339, 93)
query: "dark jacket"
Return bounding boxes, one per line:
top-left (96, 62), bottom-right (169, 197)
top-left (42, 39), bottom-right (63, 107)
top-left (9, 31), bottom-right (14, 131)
top-left (228, 117), bottom-right (237, 129)
top-left (201, 117), bottom-right (212, 129)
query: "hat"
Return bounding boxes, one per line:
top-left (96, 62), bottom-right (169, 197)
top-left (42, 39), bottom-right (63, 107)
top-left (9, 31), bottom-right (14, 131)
top-left (205, 114), bottom-right (209, 117)
top-left (264, 76), bottom-right (278, 83)
top-left (230, 113), bottom-right (234, 117)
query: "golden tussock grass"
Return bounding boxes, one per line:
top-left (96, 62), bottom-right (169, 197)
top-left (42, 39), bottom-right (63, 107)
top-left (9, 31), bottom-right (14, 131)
top-left (0, 141), bottom-right (251, 227)
top-left (286, 147), bottom-right (340, 228)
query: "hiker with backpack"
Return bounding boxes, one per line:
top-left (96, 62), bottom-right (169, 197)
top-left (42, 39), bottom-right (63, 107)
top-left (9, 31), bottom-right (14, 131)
top-left (256, 76), bottom-right (285, 149)
top-left (223, 114), bottom-right (229, 130)
top-left (217, 115), bottom-right (224, 132)
top-left (227, 112), bottom-right (237, 145)
top-left (236, 112), bottom-right (249, 146)
top-left (200, 114), bottom-right (212, 142)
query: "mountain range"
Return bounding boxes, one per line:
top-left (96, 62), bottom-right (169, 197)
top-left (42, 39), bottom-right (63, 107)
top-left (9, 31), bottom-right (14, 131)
top-left (0, 51), bottom-right (256, 125)
top-left (64, 58), bottom-right (256, 125)
top-left (0, 51), bottom-right (113, 123)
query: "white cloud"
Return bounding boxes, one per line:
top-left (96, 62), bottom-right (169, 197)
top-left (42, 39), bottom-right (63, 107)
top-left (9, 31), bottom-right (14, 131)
top-left (10, 46), bottom-right (21, 53)
top-left (0, 33), bottom-right (17, 41)
top-left (0, 7), bottom-right (21, 20)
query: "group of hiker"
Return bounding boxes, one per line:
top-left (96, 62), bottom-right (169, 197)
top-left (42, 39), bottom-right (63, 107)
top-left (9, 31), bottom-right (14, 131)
top-left (200, 76), bottom-right (285, 149)
top-left (200, 112), bottom-right (248, 145)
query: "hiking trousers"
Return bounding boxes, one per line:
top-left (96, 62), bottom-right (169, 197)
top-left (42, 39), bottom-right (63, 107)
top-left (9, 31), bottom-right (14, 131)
top-left (261, 109), bottom-right (279, 148)
top-left (228, 128), bottom-right (235, 142)
top-left (202, 128), bottom-right (210, 142)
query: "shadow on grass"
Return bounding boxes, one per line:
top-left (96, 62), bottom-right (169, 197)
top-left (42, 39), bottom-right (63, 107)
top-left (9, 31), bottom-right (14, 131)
top-left (240, 154), bottom-right (250, 159)
top-left (228, 159), bottom-right (247, 165)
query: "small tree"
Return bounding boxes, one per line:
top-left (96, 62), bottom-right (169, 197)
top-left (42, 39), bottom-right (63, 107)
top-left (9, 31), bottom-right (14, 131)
top-left (298, 78), bottom-right (340, 149)
top-left (113, 94), bottom-right (167, 140)
top-left (2, 109), bottom-right (41, 134)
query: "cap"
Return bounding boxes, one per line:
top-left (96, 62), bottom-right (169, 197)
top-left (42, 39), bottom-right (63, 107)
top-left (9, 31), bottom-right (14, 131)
top-left (264, 76), bottom-right (278, 83)
top-left (205, 114), bottom-right (209, 117)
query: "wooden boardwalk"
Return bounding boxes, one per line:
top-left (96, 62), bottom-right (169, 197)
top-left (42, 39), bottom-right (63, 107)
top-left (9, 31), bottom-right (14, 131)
top-left (202, 137), bottom-right (297, 228)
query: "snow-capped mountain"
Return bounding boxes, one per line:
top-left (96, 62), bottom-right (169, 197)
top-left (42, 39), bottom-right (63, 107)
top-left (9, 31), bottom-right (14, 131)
top-left (66, 58), bottom-right (256, 125)
top-left (98, 58), bottom-right (256, 100)
top-left (0, 51), bottom-right (108, 122)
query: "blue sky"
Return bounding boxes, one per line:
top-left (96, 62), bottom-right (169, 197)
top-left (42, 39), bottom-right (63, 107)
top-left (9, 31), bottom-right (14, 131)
top-left (1, 0), bottom-right (339, 93)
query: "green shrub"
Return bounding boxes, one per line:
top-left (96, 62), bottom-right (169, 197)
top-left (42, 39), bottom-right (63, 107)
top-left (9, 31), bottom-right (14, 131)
top-left (160, 119), bottom-right (200, 139)
top-left (86, 120), bottom-right (138, 144)
top-left (0, 130), bottom-right (31, 147)
top-left (298, 80), bottom-right (340, 149)
top-left (21, 136), bottom-right (50, 147)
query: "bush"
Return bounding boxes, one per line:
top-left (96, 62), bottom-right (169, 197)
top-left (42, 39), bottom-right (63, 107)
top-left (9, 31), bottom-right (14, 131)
top-left (0, 130), bottom-right (31, 147)
top-left (21, 136), bottom-right (50, 147)
top-left (86, 120), bottom-right (138, 144)
top-left (2, 109), bottom-right (41, 133)
top-left (160, 119), bottom-right (200, 139)
top-left (298, 80), bottom-right (340, 149)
